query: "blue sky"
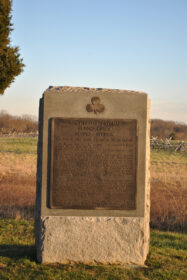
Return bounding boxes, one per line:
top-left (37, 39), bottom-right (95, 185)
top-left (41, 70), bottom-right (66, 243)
top-left (1, 0), bottom-right (187, 123)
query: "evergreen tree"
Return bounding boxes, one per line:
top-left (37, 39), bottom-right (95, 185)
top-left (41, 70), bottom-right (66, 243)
top-left (0, 0), bottom-right (24, 94)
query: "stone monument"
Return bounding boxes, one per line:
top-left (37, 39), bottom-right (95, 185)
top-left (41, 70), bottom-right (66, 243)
top-left (35, 86), bottom-right (150, 265)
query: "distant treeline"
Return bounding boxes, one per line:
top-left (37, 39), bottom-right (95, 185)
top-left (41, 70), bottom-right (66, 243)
top-left (151, 119), bottom-right (187, 140)
top-left (0, 111), bottom-right (187, 139)
top-left (0, 111), bottom-right (38, 134)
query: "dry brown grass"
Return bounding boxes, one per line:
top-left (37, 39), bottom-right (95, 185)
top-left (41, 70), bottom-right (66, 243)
top-left (0, 152), bottom-right (36, 218)
top-left (151, 161), bottom-right (187, 231)
top-left (0, 150), bottom-right (187, 231)
top-left (0, 175), bottom-right (35, 207)
top-left (151, 182), bottom-right (187, 231)
top-left (151, 161), bottom-right (187, 186)
top-left (0, 153), bottom-right (36, 176)
top-left (0, 175), bottom-right (35, 219)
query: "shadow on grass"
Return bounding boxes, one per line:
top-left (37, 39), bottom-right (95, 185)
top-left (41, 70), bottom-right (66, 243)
top-left (0, 244), bottom-right (36, 261)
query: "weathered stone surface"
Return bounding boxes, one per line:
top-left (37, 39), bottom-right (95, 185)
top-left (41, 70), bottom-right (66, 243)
top-left (35, 86), bottom-right (150, 265)
top-left (36, 216), bottom-right (149, 265)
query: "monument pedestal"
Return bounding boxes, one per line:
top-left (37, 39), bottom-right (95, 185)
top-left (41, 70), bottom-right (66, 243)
top-left (36, 216), bottom-right (149, 265)
top-left (35, 86), bottom-right (150, 265)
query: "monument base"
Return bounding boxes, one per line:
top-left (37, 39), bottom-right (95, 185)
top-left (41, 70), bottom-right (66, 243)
top-left (35, 216), bottom-right (149, 265)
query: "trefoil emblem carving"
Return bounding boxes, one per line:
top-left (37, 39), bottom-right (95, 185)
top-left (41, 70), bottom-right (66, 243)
top-left (86, 97), bottom-right (105, 114)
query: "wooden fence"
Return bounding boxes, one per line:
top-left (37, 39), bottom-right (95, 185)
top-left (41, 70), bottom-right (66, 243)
top-left (150, 137), bottom-right (187, 151)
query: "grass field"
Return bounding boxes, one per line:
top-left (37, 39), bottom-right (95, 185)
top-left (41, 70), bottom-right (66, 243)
top-left (0, 219), bottom-right (186, 280)
top-left (0, 138), bottom-right (187, 279)
top-left (0, 137), bottom-right (37, 154)
top-left (0, 137), bottom-right (187, 229)
top-left (0, 138), bottom-right (36, 219)
top-left (150, 149), bottom-right (187, 231)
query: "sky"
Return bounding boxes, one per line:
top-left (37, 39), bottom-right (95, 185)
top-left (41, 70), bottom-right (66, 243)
top-left (0, 0), bottom-right (187, 123)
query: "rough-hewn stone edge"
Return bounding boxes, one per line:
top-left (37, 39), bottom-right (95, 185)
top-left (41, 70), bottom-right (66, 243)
top-left (35, 97), bottom-right (43, 256)
top-left (143, 96), bottom-right (151, 257)
top-left (37, 216), bottom-right (149, 265)
top-left (44, 85), bottom-right (147, 96)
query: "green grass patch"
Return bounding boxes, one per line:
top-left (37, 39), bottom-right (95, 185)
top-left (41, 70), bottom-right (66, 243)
top-left (151, 149), bottom-right (187, 163)
top-left (0, 219), bottom-right (186, 280)
top-left (0, 137), bottom-right (37, 154)
top-left (1, 137), bottom-right (187, 163)
top-left (1, 137), bottom-right (187, 164)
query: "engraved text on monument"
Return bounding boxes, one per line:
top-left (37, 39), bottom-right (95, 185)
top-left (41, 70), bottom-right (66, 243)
top-left (50, 118), bottom-right (137, 210)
